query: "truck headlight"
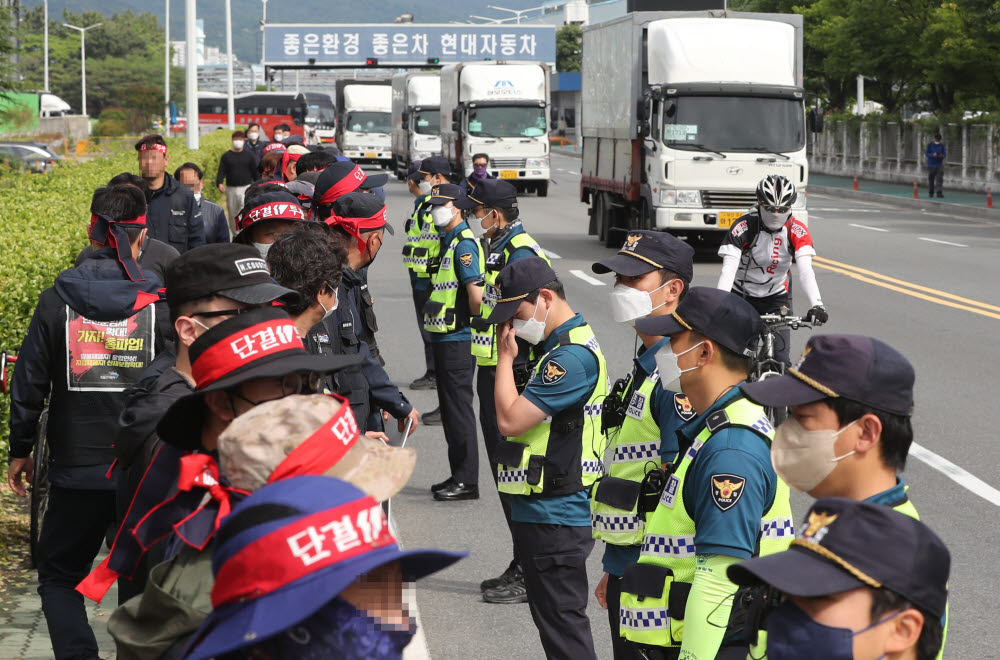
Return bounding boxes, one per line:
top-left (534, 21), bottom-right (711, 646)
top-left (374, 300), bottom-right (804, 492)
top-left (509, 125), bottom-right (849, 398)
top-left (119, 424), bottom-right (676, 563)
top-left (526, 157), bottom-right (549, 169)
top-left (661, 189), bottom-right (701, 206)
top-left (793, 191), bottom-right (807, 209)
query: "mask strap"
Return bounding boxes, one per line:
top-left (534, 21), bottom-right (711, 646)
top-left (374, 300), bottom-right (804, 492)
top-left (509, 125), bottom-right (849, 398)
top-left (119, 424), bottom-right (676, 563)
top-left (853, 609), bottom-right (904, 637)
top-left (647, 278), bottom-right (679, 314)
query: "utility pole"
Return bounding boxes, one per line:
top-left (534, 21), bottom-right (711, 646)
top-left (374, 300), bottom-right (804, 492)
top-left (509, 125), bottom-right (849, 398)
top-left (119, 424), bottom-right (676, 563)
top-left (165, 0), bottom-right (170, 125)
top-left (43, 0), bottom-right (49, 92)
top-left (62, 22), bottom-right (101, 116)
top-left (185, 0), bottom-right (199, 149)
top-left (225, 0), bottom-right (235, 128)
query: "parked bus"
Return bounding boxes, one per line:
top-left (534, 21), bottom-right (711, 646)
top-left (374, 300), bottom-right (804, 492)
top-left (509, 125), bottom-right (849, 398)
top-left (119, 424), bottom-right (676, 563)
top-left (303, 91), bottom-right (337, 145)
top-left (171, 92), bottom-right (309, 139)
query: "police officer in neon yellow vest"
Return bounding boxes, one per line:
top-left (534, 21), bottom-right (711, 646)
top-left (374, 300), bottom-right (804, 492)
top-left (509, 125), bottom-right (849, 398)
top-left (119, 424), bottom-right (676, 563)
top-left (588, 230), bottom-right (696, 660)
top-left (619, 287), bottom-right (793, 660)
top-left (402, 159), bottom-right (438, 391)
top-left (467, 178), bottom-right (550, 605)
top-left (423, 183), bottom-right (484, 501)
top-left (728, 498), bottom-right (949, 660)
top-left (740, 334), bottom-right (947, 659)
top-left (487, 257), bottom-right (608, 660)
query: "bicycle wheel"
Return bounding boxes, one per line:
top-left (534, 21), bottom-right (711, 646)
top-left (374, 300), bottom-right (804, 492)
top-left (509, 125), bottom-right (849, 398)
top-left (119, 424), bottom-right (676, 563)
top-left (29, 408), bottom-right (50, 569)
top-left (754, 370), bottom-right (788, 427)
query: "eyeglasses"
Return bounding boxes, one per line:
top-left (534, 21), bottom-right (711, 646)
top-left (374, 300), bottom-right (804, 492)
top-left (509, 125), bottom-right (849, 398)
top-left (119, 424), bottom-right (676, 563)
top-left (229, 371), bottom-right (326, 408)
top-left (190, 307), bottom-right (256, 319)
top-left (761, 204), bottom-right (791, 214)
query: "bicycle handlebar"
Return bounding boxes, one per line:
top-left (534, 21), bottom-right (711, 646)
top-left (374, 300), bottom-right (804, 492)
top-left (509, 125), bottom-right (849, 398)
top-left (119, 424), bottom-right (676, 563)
top-left (758, 314), bottom-right (814, 331)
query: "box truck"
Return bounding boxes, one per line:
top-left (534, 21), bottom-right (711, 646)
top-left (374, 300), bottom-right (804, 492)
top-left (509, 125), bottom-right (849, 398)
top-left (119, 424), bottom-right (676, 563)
top-left (581, 11), bottom-right (820, 246)
top-left (391, 72), bottom-right (442, 179)
top-left (440, 62), bottom-right (551, 196)
top-left (335, 79), bottom-right (392, 168)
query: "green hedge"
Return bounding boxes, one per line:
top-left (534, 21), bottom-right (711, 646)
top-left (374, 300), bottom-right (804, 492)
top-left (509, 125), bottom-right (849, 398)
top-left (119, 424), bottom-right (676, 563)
top-left (0, 130), bottom-right (232, 464)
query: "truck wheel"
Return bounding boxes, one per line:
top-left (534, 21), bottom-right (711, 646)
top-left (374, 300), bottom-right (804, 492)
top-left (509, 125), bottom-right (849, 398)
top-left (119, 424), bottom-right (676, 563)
top-left (604, 201), bottom-right (621, 248)
top-left (594, 194), bottom-right (608, 244)
top-left (537, 181), bottom-right (549, 197)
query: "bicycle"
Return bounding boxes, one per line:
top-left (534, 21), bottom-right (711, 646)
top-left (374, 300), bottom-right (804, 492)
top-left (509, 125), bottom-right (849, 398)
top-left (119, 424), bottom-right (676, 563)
top-left (2, 349), bottom-right (50, 568)
top-left (748, 309), bottom-right (814, 426)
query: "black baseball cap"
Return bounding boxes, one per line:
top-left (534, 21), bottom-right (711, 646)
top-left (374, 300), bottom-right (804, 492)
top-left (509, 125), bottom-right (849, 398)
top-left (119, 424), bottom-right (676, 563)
top-left (157, 307), bottom-right (364, 449)
top-left (233, 191), bottom-right (310, 243)
top-left (468, 179), bottom-right (518, 208)
top-left (312, 161), bottom-right (387, 208)
top-left (741, 334), bottom-right (915, 416)
top-left (592, 230), bottom-right (695, 280)
top-left (330, 192), bottom-right (394, 235)
top-left (427, 183), bottom-right (475, 210)
top-left (487, 257), bottom-right (559, 325)
top-left (407, 159), bottom-right (424, 182)
top-left (635, 287), bottom-right (761, 357)
top-left (165, 244), bottom-right (298, 309)
top-left (418, 156), bottom-right (450, 177)
top-left (728, 497), bottom-right (950, 619)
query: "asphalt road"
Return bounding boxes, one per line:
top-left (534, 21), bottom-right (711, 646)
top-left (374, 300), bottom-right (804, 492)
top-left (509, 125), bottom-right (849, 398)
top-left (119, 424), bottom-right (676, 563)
top-left (373, 152), bottom-right (998, 659)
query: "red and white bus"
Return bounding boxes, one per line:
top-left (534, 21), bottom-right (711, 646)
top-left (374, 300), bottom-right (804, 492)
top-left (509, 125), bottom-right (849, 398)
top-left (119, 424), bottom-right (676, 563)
top-left (171, 92), bottom-right (309, 140)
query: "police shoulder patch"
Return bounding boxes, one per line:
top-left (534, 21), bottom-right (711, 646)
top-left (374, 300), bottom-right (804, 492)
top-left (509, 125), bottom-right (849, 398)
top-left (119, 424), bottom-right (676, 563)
top-left (710, 473), bottom-right (746, 511)
top-left (459, 253), bottom-right (474, 268)
top-left (673, 393), bottom-right (696, 421)
top-left (541, 360), bottom-right (567, 385)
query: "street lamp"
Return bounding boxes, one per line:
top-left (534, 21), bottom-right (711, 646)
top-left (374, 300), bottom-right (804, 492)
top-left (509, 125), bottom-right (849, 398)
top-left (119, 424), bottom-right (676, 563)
top-left (486, 4), bottom-right (545, 24)
top-left (43, 0), bottom-right (49, 92)
top-left (62, 21), bottom-right (102, 116)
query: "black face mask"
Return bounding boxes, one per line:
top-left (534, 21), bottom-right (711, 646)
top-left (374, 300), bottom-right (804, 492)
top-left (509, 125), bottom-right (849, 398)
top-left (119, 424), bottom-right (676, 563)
top-left (365, 234), bottom-right (382, 268)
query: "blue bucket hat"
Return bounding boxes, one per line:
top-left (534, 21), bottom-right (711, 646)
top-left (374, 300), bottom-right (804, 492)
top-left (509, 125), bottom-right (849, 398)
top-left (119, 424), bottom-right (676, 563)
top-left (182, 476), bottom-right (466, 660)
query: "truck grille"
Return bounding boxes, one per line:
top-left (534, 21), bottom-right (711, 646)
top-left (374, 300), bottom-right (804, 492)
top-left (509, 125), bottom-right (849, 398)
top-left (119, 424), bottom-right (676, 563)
top-left (701, 190), bottom-right (757, 209)
top-left (491, 157), bottom-right (527, 169)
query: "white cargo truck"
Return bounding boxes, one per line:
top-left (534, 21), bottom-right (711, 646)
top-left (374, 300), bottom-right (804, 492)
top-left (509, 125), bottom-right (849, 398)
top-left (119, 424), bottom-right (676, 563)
top-left (335, 80), bottom-right (392, 168)
top-left (581, 12), bottom-right (821, 246)
top-left (391, 72), bottom-right (442, 179)
top-left (440, 62), bottom-right (552, 196)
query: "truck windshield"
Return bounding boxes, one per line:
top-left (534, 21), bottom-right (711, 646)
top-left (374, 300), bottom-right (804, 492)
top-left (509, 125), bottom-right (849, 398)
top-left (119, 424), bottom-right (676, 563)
top-left (662, 96), bottom-right (804, 153)
top-left (307, 103), bottom-right (336, 126)
top-left (346, 111), bottom-right (391, 134)
top-left (413, 110), bottom-right (440, 135)
top-left (468, 106), bottom-right (546, 138)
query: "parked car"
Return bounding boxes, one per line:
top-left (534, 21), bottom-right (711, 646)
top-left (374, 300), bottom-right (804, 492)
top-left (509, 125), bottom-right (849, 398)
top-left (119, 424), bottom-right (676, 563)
top-left (0, 143), bottom-right (61, 173)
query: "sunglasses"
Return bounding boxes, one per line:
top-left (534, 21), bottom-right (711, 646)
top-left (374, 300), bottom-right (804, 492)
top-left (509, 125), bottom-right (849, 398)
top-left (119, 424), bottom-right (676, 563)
top-left (190, 307), bottom-right (256, 319)
top-left (761, 204), bottom-right (791, 214)
top-left (229, 371), bottom-right (327, 407)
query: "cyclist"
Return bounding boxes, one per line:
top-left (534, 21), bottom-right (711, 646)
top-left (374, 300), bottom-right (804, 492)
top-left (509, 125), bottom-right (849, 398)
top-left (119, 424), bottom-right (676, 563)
top-left (716, 174), bottom-right (828, 365)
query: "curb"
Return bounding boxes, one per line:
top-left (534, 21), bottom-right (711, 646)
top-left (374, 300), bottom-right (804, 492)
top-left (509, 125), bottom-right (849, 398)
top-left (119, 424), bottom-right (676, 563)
top-left (551, 149), bottom-right (582, 160)
top-left (809, 185), bottom-right (1000, 221)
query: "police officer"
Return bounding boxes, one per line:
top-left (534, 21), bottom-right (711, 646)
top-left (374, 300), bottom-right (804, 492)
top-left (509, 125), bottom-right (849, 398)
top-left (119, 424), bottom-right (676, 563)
top-left (467, 178), bottom-right (550, 604)
top-left (618, 288), bottom-right (794, 660)
top-left (588, 231), bottom-right (695, 659)
top-left (423, 183), bottom-right (484, 500)
top-left (728, 498), bottom-right (949, 660)
top-left (487, 257), bottom-right (608, 660)
top-left (740, 334), bottom-right (948, 658)
top-left (402, 159), bottom-right (438, 391)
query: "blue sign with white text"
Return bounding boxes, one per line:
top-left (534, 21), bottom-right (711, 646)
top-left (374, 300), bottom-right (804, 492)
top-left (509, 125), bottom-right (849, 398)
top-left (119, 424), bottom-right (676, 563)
top-left (263, 24), bottom-right (556, 66)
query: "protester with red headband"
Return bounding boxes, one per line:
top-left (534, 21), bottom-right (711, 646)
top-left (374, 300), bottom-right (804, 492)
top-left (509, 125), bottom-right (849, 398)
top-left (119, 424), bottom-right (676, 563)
top-left (232, 190), bottom-right (311, 259)
top-left (311, 159), bottom-right (388, 219)
top-left (7, 184), bottom-right (172, 660)
top-left (134, 134), bottom-right (205, 254)
top-left (280, 144), bottom-right (310, 182)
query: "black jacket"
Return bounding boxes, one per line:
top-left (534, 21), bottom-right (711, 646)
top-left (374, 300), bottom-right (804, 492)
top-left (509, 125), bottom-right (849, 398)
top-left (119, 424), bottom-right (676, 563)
top-left (76, 237), bottom-right (180, 285)
top-left (146, 174), bottom-right (205, 254)
top-left (343, 267), bottom-right (382, 365)
top-left (9, 251), bottom-right (170, 486)
top-left (197, 198), bottom-right (231, 245)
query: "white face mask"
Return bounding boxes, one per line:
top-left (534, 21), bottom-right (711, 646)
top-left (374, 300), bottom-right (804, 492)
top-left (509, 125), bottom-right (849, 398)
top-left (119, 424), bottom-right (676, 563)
top-left (760, 208), bottom-right (791, 232)
top-left (430, 205), bottom-right (458, 227)
top-left (193, 192), bottom-right (202, 202)
top-left (274, 133), bottom-right (285, 142)
top-left (247, 132), bottom-right (259, 141)
top-left (609, 279), bottom-right (676, 325)
top-left (654, 340), bottom-right (704, 391)
top-left (233, 140), bottom-right (245, 150)
top-left (512, 298), bottom-right (549, 345)
top-left (771, 417), bottom-right (859, 493)
top-left (418, 180), bottom-right (433, 195)
top-left (253, 242), bottom-right (272, 259)
top-left (319, 295), bottom-right (338, 320)
top-left (470, 210), bottom-right (496, 239)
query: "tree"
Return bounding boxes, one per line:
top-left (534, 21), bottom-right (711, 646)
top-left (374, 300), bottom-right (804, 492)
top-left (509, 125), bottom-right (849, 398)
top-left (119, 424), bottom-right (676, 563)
top-left (556, 24), bottom-right (582, 73)
top-left (0, 5), bottom-right (19, 93)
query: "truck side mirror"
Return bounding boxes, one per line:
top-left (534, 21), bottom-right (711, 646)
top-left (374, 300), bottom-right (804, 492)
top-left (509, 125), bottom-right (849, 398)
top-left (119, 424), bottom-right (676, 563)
top-left (452, 120), bottom-right (459, 131)
top-left (809, 108), bottom-right (824, 133)
top-left (638, 120), bottom-right (650, 138)
top-left (401, 111), bottom-right (410, 126)
top-left (636, 101), bottom-right (647, 122)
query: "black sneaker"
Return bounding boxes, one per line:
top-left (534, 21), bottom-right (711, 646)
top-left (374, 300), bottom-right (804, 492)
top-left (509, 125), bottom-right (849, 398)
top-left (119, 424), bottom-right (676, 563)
top-left (422, 407), bottom-right (442, 426)
top-left (483, 571), bottom-right (528, 604)
top-left (409, 373), bottom-right (437, 390)
top-left (431, 477), bottom-right (455, 494)
top-left (936, 192), bottom-right (944, 198)
top-left (433, 482), bottom-right (479, 501)
top-left (480, 560), bottom-right (520, 592)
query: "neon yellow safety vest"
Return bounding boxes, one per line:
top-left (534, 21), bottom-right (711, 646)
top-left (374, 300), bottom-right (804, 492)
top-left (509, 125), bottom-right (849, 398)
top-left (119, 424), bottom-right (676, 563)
top-left (590, 367), bottom-right (664, 546)
top-left (402, 195), bottom-right (441, 276)
top-left (423, 227), bottom-right (483, 334)
top-left (619, 395), bottom-right (794, 648)
top-left (472, 230), bottom-right (549, 367)
top-left (496, 323), bottom-right (608, 497)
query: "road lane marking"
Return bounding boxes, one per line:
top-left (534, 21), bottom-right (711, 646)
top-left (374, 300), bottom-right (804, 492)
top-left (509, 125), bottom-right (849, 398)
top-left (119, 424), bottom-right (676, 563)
top-left (849, 223), bottom-right (890, 232)
top-left (910, 443), bottom-right (1000, 507)
top-left (811, 207), bottom-right (882, 213)
top-left (813, 256), bottom-right (1000, 317)
top-left (919, 237), bottom-right (968, 248)
top-left (569, 269), bottom-right (605, 286)
top-left (545, 249), bottom-right (562, 259)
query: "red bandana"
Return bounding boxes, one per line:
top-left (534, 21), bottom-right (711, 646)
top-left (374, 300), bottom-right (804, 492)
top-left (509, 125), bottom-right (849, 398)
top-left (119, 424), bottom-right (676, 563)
top-left (316, 164), bottom-right (367, 206)
top-left (191, 318), bottom-right (303, 389)
top-left (211, 496), bottom-right (395, 608)
top-left (267, 394), bottom-right (361, 484)
top-left (89, 213), bottom-right (148, 281)
top-left (236, 199), bottom-right (307, 232)
top-left (324, 207), bottom-right (386, 253)
top-left (139, 143), bottom-right (168, 154)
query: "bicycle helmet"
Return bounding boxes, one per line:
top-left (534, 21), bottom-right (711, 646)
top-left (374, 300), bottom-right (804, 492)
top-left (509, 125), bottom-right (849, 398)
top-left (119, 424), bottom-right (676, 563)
top-left (756, 175), bottom-right (797, 232)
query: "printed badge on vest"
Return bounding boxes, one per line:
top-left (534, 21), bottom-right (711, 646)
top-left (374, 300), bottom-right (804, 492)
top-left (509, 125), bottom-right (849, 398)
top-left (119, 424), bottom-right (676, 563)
top-left (711, 473), bottom-right (746, 511)
top-left (673, 393), bottom-right (696, 421)
top-left (65, 306), bottom-right (155, 392)
top-left (459, 253), bottom-right (474, 268)
top-left (541, 360), bottom-right (567, 385)
top-left (626, 391), bottom-right (646, 419)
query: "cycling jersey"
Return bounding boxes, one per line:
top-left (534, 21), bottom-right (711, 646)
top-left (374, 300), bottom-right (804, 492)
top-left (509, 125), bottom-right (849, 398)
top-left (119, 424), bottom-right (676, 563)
top-left (718, 210), bottom-right (815, 299)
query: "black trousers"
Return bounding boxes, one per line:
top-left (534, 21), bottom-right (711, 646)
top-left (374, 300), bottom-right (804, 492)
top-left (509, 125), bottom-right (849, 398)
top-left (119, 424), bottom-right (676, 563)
top-left (476, 365), bottom-right (519, 564)
top-left (629, 644), bottom-right (750, 660)
top-left (512, 521), bottom-right (597, 660)
top-left (928, 165), bottom-right (944, 194)
top-left (607, 574), bottom-right (644, 660)
top-left (36, 486), bottom-right (117, 660)
top-left (411, 281), bottom-right (436, 376)
top-left (432, 340), bottom-right (478, 484)
top-left (744, 291), bottom-right (792, 367)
